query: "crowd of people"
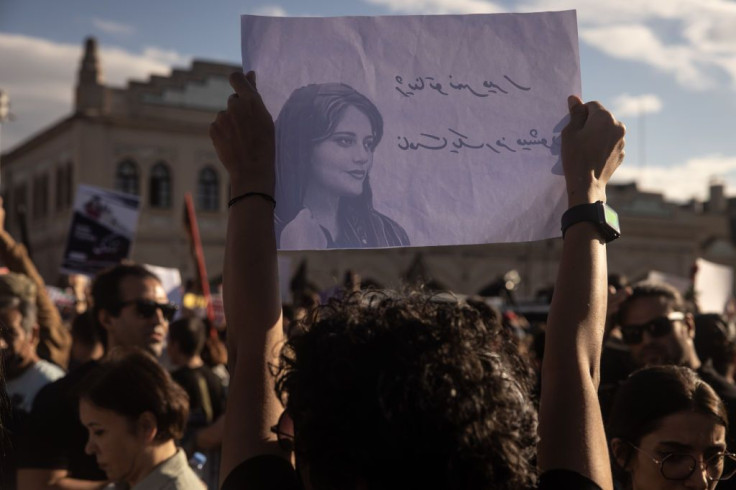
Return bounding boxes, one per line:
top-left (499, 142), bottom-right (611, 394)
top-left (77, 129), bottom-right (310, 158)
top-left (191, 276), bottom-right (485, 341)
top-left (0, 68), bottom-right (734, 490)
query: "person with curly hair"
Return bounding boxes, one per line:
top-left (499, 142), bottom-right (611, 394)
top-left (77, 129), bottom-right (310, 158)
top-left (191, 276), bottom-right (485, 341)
top-left (210, 71), bottom-right (625, 490)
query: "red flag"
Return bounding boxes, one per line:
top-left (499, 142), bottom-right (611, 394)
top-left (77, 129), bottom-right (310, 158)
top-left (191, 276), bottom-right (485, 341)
top-left (183, 192), bottom-right (215, 328)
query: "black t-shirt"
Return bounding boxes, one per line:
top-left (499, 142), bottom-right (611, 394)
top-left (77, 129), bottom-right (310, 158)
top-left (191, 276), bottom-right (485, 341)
top-left (220, 455), bottom-right (602, 490)
top-left (16, 360), bottom-right (106, 481)
top-left (171, 365), bottom-right (226, 429)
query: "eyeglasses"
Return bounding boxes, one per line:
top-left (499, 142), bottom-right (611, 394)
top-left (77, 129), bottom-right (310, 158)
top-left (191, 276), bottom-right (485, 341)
top-left (116, 299), bottom-right (178, 322)
top-left (620, 311), bottom-right (685, 345)
top-left (629, 443), bottom-right (736, 481)
top-left (270, 411), bottom-right (294, 452)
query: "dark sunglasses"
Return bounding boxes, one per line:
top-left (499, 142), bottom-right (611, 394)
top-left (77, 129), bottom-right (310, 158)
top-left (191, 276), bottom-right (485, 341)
top-left (620, 311), bottom-right (685, 345)
top-left (117, 299), bottom-right (178, 321)
top-left (270, 411), bottom-right (294, 452)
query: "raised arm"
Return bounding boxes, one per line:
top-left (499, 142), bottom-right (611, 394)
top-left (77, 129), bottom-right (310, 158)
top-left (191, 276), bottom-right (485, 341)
top-left (0, 197), bottom-right (71, 369)
top-left (209, 71), bottom-right (286, 481)
top-left (538, 96), bottom-right (625, 490)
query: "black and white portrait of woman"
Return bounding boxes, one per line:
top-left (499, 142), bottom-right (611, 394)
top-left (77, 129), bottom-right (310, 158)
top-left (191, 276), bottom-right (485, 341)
top-left (274, 83), bottom-right (410, 249)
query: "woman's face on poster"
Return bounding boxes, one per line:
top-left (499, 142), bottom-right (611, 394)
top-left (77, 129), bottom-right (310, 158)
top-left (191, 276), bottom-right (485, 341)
top-left (308, 105), bottom-right (375, 198)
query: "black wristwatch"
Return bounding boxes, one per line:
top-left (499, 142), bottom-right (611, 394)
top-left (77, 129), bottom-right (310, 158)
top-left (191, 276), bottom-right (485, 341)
top-left (561, 201), bottom-right (621, 242)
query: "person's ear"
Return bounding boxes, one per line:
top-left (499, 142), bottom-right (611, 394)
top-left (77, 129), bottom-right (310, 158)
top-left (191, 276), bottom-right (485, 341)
top-left (98, 309), bottom-right (115, 333)
top-left (136, 411), bottom-right (158, 443)
top-left (611, 438), bottom-right (632, 471)
top-left (29, 323), bottom-right (40, 347)
top-left (684, 312), bottom-right (696, 339)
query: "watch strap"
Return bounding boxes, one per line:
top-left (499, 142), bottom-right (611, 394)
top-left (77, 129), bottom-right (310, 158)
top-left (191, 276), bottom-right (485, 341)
top-left (561, 201), bottom-right (620, 242)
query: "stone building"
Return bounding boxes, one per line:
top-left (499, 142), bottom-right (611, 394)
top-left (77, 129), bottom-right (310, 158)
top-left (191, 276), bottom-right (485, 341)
top-left (1, 38), bottom-right (238, 284)
top-left (2, 37), bottom-right (735, 300)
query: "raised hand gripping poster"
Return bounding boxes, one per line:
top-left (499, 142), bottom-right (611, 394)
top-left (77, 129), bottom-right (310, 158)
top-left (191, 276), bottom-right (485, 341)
top-left (242, 11), bottom-right (580, 250)
top-left (61, 185), bottom-right (141, 276)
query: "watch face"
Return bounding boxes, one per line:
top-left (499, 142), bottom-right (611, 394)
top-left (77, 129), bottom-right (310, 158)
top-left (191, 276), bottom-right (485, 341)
top-left (602, 202), bottom-right (621, 234)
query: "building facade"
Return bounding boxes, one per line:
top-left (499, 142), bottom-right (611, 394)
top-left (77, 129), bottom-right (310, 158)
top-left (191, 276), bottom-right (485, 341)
top-left (2, 38), bottom-right (238, 285)
top-left (2, 38), bottom-right (735, 300)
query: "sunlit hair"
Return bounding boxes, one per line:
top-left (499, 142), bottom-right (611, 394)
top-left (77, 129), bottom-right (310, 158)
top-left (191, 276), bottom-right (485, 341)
top-left (80, 348), bottom-right (189, 442)
top-left (608, 365), bottom-right (728, 487)
top-left (275, 290), bottom-right (538, 490)
top-left (617, 281), bottom-right (687, 324)
top-left (274, 83), bottom-right (383, 244)
top-left (91, 263), bottom-right (161, 322)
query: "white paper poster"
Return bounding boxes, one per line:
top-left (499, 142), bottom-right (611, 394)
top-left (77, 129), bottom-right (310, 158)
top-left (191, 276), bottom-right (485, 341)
top-left (242, 11), bottom-right (580, 250)
top-left (694, 258), bottom-right (733, 314)
top-left (144, 264), bottom-right (183, 310)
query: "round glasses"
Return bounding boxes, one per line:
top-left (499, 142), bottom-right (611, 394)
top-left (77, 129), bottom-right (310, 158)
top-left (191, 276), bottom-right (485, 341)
top-left (630, 443), bottom-right (736, 481)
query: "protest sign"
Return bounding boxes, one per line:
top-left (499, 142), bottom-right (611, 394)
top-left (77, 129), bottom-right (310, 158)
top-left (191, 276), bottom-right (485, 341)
top-left (242, 11), bottom-right (580, 250)
top-left (60, 185), bottom-right (140, 276)
top-left (694, 258), bottom-right (733, 314)
top-left (144, 263), bottom-right (183, 316)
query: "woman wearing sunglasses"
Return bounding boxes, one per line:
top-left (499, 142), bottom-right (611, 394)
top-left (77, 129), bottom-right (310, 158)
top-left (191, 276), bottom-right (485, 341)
top-left (608, 365), bottom-right (736, 489)
top-left (211, 72), bottom-right (625, 490)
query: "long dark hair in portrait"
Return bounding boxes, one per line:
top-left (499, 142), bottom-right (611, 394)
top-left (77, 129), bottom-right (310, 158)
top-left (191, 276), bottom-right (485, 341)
top-left (274, 82), bottom-right (409, 248)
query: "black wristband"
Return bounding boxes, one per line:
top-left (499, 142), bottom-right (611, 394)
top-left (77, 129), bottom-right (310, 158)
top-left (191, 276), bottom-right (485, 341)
top-left (228, 192), bottom-right (276, 209)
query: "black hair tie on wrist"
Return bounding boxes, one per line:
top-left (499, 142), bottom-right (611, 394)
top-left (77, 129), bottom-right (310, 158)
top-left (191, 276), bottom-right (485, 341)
top-left (228, 192), bottom-right (276, 209)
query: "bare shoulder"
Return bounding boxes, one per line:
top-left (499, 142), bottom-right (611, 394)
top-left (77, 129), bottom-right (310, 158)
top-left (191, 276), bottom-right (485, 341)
top-left (280, 208), bottom-right (328, 249)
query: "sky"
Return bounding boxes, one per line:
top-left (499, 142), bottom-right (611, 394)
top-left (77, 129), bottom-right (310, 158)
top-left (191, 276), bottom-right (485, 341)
top-left (1, 0), bottom-right (736, 203)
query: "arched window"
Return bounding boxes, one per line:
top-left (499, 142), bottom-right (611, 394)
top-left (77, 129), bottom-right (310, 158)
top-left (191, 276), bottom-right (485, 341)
top-left (115, 159), bottom-right (139, 195)
top-left (55, 162), bottom-right (74, 210)
top-left (197, 166), bottom-right (219, 211)
top-left (149, 162), bottom-right (171, 208)
top-left (56, 166), bottom-right (66, 209)
top-left (66, 162), bottom-right (74, 207)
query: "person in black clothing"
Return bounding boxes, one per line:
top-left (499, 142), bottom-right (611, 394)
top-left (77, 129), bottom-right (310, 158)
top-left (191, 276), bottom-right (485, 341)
top-left (169, 317), bottom-right (226, 433)
top-left (617, 284), bottom-right (736, 428)
top-left (210, 71), bottom-right (625, 490)
top-left (617, 282), bottom-right (736, 489)
top-left (17, 263), bottom-right (177, 489)
top-left (168, 316), bottom-right (226, 489)
top-left (694, 313), bottom-right (736, 382)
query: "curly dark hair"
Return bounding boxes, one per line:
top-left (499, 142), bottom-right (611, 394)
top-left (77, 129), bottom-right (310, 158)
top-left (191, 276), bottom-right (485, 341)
top-left (275, 290), bottom-right (538, 490)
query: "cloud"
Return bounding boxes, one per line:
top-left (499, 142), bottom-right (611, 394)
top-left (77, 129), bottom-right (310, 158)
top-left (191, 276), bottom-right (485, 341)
top-left (580, 24), bottom-right (709, 88)
top-left (613, 154), bottom-right (736, 201)
top-left (141, 47), bottom-right (190, 67)
top-left (369, 0), bottom-right (736, 90)
top-left (0, 33), bottom-right (190, 151)
top-left (92, 17), bottom-right (135, 36)
top-left (363, 0), bottom-right (504, 14)
top-left (251, 5), bottom-right (288, 16)
top-left (532, 0), bottom-right (736, 91)
top-left (611, 94), bottom-right (663, 118)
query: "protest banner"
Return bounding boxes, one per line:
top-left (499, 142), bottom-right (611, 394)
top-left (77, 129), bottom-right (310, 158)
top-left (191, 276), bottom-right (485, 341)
top-left (242, 11), bottom-right (580, 250)
top-left (60, 184), bottom-right (140, 276)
